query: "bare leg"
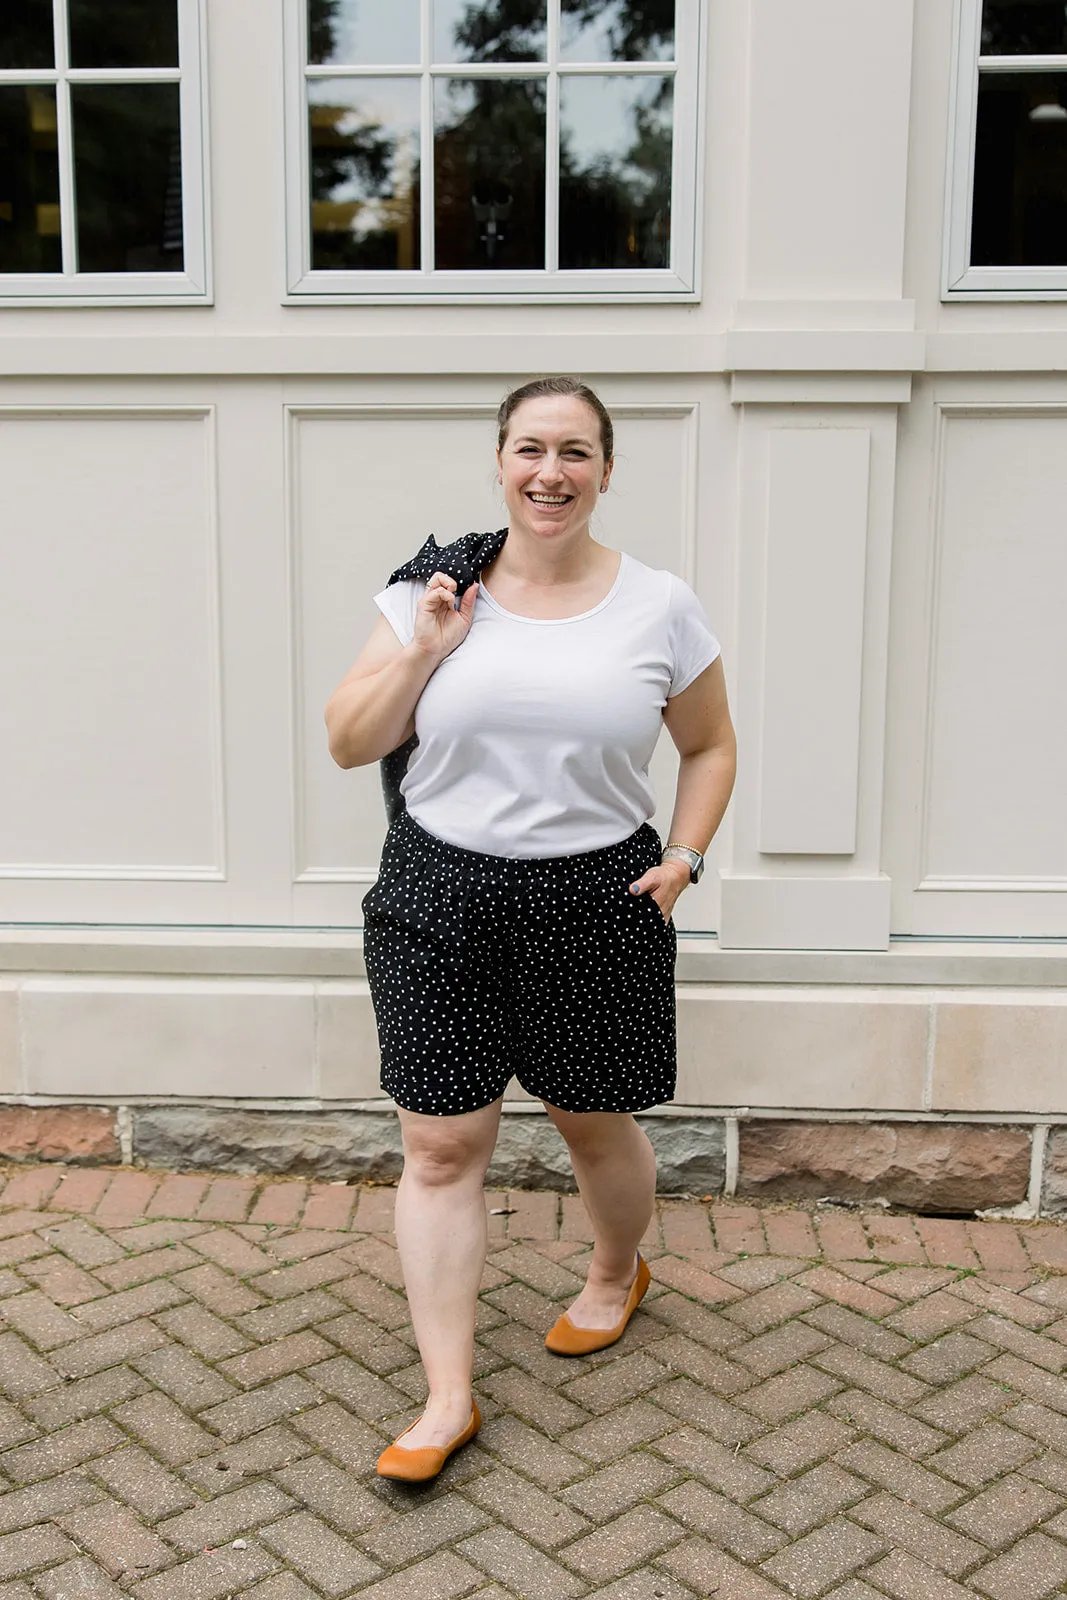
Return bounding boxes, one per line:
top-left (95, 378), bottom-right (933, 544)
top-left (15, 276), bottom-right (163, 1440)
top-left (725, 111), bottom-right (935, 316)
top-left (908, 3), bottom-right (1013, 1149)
top-left (544, 1104), bottom-right (657, 1328)
top-left (391, 1099), bottom-right (502, 1450)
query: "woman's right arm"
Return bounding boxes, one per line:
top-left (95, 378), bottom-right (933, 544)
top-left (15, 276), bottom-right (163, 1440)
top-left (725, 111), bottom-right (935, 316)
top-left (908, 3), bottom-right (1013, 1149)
top-left (325, 573), bottom-right (476, 769)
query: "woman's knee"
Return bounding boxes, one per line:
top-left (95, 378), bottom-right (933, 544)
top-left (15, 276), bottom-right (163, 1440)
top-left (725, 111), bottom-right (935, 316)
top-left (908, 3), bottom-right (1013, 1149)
top-left (545, 1105), bottom-right (643, 1162)
top-left (399, 1104), bottom-right (500, 1187)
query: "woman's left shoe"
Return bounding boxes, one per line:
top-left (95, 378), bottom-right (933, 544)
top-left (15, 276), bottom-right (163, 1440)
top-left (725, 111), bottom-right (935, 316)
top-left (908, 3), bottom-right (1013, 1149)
top-left (375, 1402), bottom-right (481, 1482)
top-left (545, 1255), bottom-right (651, 1356)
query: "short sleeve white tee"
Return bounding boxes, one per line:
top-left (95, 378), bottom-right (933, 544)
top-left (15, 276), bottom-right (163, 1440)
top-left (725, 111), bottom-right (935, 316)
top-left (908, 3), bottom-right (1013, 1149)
top-left (374, 552), bottom-right (720, 857)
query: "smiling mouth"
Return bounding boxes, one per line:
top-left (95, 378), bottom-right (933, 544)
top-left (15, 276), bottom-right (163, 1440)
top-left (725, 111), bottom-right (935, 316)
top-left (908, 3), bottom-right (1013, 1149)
top-left (527, 493), bottom-right (573, 506)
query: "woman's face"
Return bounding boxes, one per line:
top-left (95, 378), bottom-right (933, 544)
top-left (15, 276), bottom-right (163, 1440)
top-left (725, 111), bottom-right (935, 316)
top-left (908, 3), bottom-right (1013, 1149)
top-left (497, 395), bottom-right (612, 544)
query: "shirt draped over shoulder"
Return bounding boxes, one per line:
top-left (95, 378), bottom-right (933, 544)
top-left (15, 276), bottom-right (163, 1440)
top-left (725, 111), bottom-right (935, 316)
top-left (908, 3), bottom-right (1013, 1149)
top-left (373, 553), bottom-right (719, 857)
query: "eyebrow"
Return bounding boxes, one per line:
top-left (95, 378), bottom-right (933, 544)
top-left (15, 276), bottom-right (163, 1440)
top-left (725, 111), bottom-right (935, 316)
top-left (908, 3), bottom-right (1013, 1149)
top-left (512, 435), bottom-right (595, 448)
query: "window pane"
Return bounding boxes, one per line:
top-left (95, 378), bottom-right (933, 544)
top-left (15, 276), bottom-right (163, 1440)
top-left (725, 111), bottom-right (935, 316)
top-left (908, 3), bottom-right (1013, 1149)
top-left (972, 71), bottom-right (1067, 264)
top-left (308, 0), bottom-right (420, 66)
top-left (309, 79), bottom-right (420, 270)
top-left (435, 78), bottom-right (545, 268)
top-left (0, 86), bottom-right (61, 272)
top-left (72, 84), bottom-right (183, 272)
top-left (560, 75), bottom-right (671, 268)
top-left (69, 0), bottom-right (178, 67)
top-left (0, 1), bottom-right (54, 69)
top-left (434, 0), bottom-right (546, 63)
top-left (561, 0), bottom-right (674, 62)
top-left (981, 1), bottom-right (1067, 55)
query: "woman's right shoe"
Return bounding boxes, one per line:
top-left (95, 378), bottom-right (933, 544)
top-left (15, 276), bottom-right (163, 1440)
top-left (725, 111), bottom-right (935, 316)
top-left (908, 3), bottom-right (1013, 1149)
top-left (376, 1402), bottom-right (481, 1482)
top-left (545, 1255), bottom-right (651, 1356)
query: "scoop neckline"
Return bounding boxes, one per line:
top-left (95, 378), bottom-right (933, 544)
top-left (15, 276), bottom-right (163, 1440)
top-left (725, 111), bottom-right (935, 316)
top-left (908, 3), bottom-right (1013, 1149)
top-left (477, 552), bottom-right (627, 625)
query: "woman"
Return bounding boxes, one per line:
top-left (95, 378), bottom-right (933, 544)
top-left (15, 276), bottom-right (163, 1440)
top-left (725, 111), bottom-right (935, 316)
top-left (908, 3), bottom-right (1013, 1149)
top-left (326, 377), bottom-right (736, 1482)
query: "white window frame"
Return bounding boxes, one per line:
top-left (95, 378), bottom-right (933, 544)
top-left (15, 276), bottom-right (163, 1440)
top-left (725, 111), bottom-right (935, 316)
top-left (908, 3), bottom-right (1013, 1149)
top-left (0, 0), bottom-right (210, 306)
top-left (945, 0), bottom-right (1067, 298)
top-left (283, 0), bottom-right (702, 303)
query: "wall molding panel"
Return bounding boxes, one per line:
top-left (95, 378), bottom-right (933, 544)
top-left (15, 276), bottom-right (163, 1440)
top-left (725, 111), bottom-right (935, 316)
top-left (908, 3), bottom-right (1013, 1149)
top-left (0, 406), bottom-right (226, 904)
top-left (757, 427), bottom-right (871, 855)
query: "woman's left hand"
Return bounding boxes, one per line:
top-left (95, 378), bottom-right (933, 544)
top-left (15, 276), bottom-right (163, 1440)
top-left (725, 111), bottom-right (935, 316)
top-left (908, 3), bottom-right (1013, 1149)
top-left (629, 857), bottom-right (692, 924)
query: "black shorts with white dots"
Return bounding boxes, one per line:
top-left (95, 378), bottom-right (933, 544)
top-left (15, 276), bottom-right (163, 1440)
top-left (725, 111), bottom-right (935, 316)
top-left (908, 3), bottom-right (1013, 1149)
top-left (362, 809), bottom-right (677, 1117)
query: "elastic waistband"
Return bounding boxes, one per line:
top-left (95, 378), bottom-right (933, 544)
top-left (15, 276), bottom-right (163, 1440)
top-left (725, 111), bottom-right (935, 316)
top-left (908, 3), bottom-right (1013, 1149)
top-left (388, 808), bottom-right (658, 882)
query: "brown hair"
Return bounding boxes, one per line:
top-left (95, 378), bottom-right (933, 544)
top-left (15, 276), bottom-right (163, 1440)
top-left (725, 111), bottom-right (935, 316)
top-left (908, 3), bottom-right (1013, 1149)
top-left (496, 376), bottom-right (614, 460)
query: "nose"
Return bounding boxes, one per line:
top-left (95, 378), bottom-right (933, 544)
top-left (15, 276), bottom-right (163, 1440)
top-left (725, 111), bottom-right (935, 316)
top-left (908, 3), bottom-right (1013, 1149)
top-left (538, 453), bottom-right (565, 483)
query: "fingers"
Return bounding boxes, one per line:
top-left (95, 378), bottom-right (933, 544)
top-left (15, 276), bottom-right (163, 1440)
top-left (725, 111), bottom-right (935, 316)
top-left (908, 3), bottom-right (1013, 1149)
top-left (628, 870), bottom-right (657, 896)
top-left (458, 581), bottom-right (479, 623)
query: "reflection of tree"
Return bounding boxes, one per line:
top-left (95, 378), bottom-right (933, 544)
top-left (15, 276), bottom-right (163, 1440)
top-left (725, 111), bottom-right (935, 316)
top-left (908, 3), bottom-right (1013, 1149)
top-left (452, 0), bottom-right (547, 62)
top-left (562, 0), bottom-right (674, 61)
top-left (305, 0), bottom-right (675, 272)
top-left (308, 0), bottom-right (343, 64)
top-left (435, 79), bottom-right (547, 268)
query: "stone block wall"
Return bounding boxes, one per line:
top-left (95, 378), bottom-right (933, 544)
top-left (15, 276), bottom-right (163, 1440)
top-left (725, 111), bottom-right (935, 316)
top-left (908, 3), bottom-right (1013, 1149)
top-left (0, 1099), bottom-right (1061, 1215)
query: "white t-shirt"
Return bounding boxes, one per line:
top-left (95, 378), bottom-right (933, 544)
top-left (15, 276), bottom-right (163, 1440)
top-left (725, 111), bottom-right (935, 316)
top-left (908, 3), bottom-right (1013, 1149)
top-left (374, 552), bottom-right (720, 857)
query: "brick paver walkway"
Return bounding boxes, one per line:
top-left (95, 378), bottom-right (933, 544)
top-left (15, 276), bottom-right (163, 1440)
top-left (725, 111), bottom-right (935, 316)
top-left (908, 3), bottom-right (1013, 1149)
top-left (1, 1168), bottom-right (1067, 1597)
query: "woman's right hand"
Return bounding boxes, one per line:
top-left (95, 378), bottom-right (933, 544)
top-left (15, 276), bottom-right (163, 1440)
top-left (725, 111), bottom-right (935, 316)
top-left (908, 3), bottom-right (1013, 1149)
top-left (412, 572), bottom-right (478, 662)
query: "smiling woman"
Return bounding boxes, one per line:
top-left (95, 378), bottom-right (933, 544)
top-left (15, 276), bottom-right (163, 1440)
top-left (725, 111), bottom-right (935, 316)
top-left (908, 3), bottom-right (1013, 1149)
top-left (324, 375), bottom-right (736, 1481)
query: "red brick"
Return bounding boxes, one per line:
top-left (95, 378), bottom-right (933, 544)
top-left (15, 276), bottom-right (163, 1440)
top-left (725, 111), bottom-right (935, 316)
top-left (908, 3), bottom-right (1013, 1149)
top-left (188, 1228), bottom-right (274, 1275)
top-left (0, 1112), bottom-right (118, 1166)
top-left (1022, 1224), bottom-right (1067, 1271)
top-left (914, 1219), bottom-right (980, 1270)
top-left (300, 1184), bottom-right (356, 1232)
top-left (145, 1175), bottom-right (210, 1220)
top-left (249, 1181), bottom-right (308, 1227)
top-left (93, 1172), bottom-right (160, 1226)
top-left (0, 1169), bottom-right (65, 1211)
top-left (814, 1210), bottom-right (873, 1261)
top-left (351, 1186), bottom-right (395, 1233)
top-left (660, 1203), bottom-right (714, 1253)
top-left (763, 1209), bottom-right (820, 1259)
top-left (712, 1204), bottom-right (768, 1255)
top-left (195, 1176), bottom-right (258, 1223)
top-left (864, 1212), bottom-right (926, 1264)
top-left (46, 1170), bottom-right (112, 1215)
top-left (505, 1190), bottom-right (558, 1240)
top-left (966, 1221), bottom-right (1032, 1274)
top-left (653, 1257), bottom-right (745, 1307)
top-left (797, 1266), bottom-right (901, 1318)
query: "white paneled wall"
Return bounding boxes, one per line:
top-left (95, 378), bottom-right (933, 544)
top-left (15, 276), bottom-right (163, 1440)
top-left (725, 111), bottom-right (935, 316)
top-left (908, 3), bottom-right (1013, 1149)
top-left (0, 410), bottom-right (223, 910)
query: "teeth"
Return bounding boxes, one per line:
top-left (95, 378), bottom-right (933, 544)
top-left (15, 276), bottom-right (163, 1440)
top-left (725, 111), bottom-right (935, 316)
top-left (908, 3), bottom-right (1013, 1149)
top-left (530, 494), bottom-right (568, 504)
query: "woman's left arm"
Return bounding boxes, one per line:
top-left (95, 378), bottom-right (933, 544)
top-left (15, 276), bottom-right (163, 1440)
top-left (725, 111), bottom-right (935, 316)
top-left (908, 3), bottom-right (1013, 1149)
top-left (629, 657), bottom-right (737, 921)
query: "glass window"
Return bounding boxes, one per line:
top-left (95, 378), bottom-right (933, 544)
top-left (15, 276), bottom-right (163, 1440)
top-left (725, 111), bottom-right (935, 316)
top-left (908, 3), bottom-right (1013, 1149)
top-left (291, 0), bottom-right (697, 298)
top-left (947, 0), bottom-right (1067, 294)
top-left (0, 0), bottom-right (208, 302)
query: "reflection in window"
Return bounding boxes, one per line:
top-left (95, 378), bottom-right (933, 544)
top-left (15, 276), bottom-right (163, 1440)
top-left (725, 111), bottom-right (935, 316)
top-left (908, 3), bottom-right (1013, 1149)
top-left (435, 79), bottom-right (546, 268)
top-left (0, 1), bottom-right (55, 70)
top-left (560, 76), bottom-right (672, 268)
top-left (68, 0), bottom-right (178, 68)
top-left (972, 72), bottom-right (1067, 265)
top-left (308, 0), bottom-right (420, 66)
top-left (72, 85), bottom-right (183, 272)
top-left (981, 0), bottom-right (1067, 56)
top-left (299, 0), bottom-right (683, 283)
top-left (434, 0), bottom-right (547, 63)
top-left (561, 0), bottom-right (674, 62)
top-left (309, 79), bottom-right (420, 269)
top-left (0, 86), bottom-right (61, 272)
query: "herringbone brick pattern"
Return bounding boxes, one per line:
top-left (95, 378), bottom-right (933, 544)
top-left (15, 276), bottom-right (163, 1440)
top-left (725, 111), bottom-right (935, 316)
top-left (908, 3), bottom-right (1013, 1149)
top-left (0, 1169), bottom-right (1065, 1595)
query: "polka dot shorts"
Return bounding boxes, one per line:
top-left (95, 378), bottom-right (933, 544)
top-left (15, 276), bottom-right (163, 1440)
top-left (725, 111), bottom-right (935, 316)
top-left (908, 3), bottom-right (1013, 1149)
top-left (362, 810), bottom-right (677, 1117)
